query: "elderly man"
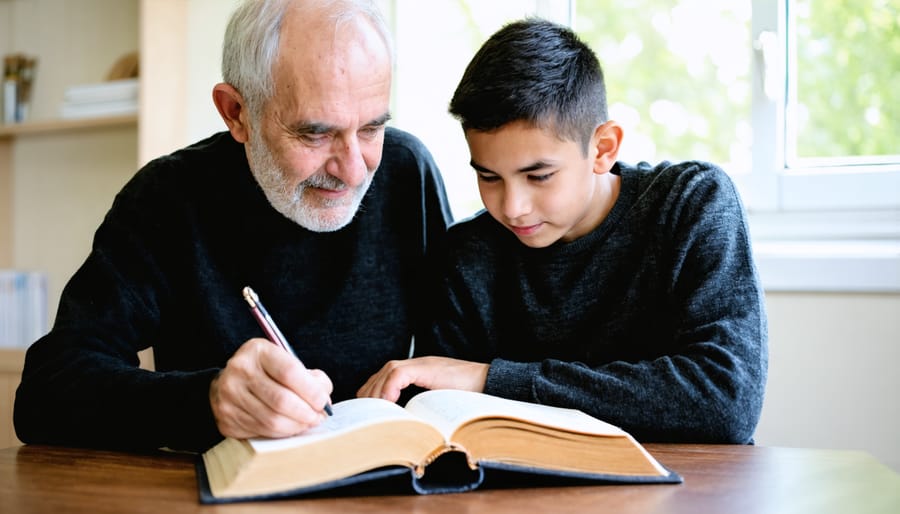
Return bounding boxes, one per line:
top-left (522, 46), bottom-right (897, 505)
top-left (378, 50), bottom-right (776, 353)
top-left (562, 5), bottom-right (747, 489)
top-left (15, 0), bottom-right (451, 452)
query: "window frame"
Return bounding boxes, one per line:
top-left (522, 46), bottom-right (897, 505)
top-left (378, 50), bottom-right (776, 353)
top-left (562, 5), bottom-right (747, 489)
top-left (745, 0), bottom-right (900, 216)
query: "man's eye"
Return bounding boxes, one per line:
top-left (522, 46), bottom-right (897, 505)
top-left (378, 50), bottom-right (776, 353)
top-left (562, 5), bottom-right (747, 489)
top-left (477, 174), bottom-right (500, 183)
top-left (300, 134), bottom-right (328, 145)
top-left (359, 125), bottom-right (383, 139)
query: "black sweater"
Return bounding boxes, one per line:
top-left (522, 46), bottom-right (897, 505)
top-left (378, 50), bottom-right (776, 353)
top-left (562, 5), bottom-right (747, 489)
top-left (15, 128), bottom-right (452, 452)
top-left (423, 161), bottom-right (768, 443)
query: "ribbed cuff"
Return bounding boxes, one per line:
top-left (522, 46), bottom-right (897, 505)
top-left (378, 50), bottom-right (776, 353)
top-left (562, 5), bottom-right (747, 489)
top-left (483, 359), bottom-right (540, 403)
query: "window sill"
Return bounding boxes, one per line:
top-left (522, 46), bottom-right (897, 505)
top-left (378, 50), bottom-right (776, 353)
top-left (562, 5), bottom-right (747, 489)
top-left (753, 240), bottom-right (900, 293)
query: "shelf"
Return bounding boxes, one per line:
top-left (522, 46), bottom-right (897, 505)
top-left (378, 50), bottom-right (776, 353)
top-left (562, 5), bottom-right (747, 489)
top-left (0, 115), bottom-right (138, 139)
top-left (0, 349), bottom-right (25, 374)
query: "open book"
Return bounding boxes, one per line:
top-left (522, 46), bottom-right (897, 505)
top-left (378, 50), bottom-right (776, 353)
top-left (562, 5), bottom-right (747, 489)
top-left (197, 390), bottom-right (680, 503)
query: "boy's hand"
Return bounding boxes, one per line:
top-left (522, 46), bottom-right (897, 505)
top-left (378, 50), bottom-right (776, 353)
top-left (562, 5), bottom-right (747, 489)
top-left (209, 338), bottom-right (333, 439)
top-left (357, 356), bottom-right (489, 403)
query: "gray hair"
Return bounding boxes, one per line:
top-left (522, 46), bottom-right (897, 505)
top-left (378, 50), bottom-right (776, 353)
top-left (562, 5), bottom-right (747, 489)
top-left (221, 0), bottom-right (394, 120)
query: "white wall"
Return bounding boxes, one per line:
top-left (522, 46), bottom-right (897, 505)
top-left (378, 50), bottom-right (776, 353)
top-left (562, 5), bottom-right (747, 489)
top-left (755, 292), bottom-right (900, 472)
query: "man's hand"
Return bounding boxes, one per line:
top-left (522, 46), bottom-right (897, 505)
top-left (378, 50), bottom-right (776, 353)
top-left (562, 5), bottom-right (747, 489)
top-left (209, 338), bottom-right (333, 439)
top-left (357, 356), bottom-right (489, 403)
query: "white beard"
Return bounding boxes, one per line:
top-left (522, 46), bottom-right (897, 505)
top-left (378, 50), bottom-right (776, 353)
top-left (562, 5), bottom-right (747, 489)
top-left (246, 129), bottom-right (374, 232)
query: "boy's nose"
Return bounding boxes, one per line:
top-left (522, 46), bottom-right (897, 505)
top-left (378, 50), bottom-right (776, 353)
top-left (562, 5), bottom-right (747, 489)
top-left (502, 185), bottom-right (532, 220)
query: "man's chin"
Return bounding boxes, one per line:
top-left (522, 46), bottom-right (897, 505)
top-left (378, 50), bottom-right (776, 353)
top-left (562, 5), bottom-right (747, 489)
top-left (290, 207), bottom-right (357, 232)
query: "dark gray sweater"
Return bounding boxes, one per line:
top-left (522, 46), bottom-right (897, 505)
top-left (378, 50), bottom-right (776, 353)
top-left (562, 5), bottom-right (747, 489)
top-left (422, 161), bottom-right (767, 443)
top-left (14, 128), bottom-right (452, 452)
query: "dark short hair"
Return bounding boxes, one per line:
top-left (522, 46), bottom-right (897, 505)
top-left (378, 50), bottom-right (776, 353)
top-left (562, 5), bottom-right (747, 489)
top-left (449, 18), bottom-right (608, 153)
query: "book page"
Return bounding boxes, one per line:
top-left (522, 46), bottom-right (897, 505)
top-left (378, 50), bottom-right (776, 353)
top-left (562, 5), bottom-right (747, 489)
top-left (248, 398), bottom-right (424, 453)
top-left (405, 390), bottom-right (627, 438)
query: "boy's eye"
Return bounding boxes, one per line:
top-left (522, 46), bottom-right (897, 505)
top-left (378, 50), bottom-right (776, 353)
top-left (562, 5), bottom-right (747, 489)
top-left (529, 172), bottom-right (555, 182)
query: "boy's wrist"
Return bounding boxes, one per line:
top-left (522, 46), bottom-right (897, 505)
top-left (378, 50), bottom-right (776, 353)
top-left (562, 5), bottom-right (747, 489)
top-left (483, 359), bottom-right (539, 402)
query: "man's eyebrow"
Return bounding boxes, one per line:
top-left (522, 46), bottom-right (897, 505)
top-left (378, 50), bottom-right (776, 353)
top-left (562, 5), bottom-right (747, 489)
top-left (291, 121), bottom-right (334, 134)
top-left (366, 112), bottom-right (392, 127)
top-left (290, 113), bottom-right (392, 135)
top-left (469, 159), bottom-right (554, 174)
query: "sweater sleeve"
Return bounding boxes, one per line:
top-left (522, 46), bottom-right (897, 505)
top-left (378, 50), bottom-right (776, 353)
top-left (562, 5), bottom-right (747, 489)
top-left (14, 161), bottom-right (223, 452)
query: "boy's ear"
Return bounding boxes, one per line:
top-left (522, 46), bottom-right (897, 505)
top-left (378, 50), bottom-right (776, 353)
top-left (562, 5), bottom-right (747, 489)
top-left (212, 83), bottom-right (251, 143)
top-left (591, 121), bottom-right (623, 175)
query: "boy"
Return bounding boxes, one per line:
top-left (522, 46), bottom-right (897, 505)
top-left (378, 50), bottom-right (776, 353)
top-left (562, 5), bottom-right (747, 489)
top-left (359, 18), bottom-right (767, 443)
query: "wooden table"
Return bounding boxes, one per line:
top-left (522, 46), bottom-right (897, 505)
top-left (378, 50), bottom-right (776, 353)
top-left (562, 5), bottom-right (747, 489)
top-left (1, 443), bottom-right (898, 513)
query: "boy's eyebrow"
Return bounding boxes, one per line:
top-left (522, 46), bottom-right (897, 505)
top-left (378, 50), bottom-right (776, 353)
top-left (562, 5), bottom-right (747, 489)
top-left (470, 159), bottom-right (554, 174)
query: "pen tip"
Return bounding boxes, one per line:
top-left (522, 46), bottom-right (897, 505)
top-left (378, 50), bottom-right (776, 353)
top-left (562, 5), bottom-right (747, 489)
top-left (324, 403), bottom-right (334, 416)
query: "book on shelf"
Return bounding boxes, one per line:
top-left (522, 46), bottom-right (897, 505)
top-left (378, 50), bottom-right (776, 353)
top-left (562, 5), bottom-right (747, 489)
top-left (0, 270), bottom-right (47, 348)
top-left (59, 98), bottom-right (137, 119)
top-left (63, 78), bottom-right (138, 104)
top-left (59, 78), bottom-right (138, 119)
top-left (196, 389), bottom-right (680, 503)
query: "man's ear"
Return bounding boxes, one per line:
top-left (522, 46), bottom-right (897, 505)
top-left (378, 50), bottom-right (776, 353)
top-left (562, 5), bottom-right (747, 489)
top-left (212, 83), bottom-right (251, 143)
top-left (591, 121), bottom-right (624, 175)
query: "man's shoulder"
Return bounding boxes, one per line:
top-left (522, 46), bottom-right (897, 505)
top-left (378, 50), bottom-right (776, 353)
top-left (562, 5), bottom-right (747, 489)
top-left (118, 132), bottom-right (246, 205)
top-left (382, 126), bottom-right (435, 167)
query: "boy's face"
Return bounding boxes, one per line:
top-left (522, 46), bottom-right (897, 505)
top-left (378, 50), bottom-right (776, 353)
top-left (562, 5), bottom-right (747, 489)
top-left (465, 120), bottom-right (619, 248)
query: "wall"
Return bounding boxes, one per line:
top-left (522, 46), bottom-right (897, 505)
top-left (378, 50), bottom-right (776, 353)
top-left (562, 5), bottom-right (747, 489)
top-left (2, 0), bottom-right (139, 321)
top-left (755, 292), bottom-right (900, 472)
top-left (12, 128), bottom-right (138, 322)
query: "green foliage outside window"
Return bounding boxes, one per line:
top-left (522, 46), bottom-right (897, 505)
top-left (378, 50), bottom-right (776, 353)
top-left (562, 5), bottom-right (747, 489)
top-left (575, 0), bottom-right (752, 168)
top-left (792, 0), bottom-right (900, 160)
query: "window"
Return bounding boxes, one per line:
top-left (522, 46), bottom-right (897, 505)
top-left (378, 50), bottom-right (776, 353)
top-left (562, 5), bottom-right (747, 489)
top-left (386, 0), bottom-right (900, 290)
top-left (386, 0), bottom-right (571, 218)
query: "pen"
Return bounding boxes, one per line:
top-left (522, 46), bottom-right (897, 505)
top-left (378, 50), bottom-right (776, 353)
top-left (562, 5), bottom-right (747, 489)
top-left (241, 286), bottom-right (333, 416)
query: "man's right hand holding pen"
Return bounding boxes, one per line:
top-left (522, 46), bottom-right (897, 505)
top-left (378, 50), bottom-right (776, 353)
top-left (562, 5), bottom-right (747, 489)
top-left (209, 287), bottom-right (333, 440)
top-left (209, 338), bottom-right (334, 440)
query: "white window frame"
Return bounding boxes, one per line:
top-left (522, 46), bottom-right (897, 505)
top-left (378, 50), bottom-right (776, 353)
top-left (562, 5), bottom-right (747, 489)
top-left (742, 0), bottom-right (900, 292)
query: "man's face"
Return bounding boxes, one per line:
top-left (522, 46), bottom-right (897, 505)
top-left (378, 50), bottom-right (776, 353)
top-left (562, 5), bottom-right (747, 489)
top-left (466, 121), bottom-right (611, 248)
top-left (247, 15), bottom-right (392, 232)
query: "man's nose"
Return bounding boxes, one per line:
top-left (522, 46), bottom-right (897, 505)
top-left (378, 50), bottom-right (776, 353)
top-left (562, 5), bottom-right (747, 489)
top-left (325, 135), bottom-right (367, 188)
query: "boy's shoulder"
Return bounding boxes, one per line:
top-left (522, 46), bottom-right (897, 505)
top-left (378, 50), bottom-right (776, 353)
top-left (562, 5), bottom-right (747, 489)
top-left (620, 159), bottom-right (741, 208)
top-left (622, 159), bottom-right (731, 185)
top-left (629, 159), bottom-right (735, 190)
